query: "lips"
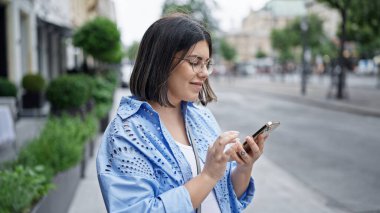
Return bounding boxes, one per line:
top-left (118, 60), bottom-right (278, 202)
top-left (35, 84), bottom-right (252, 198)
top-left (190, 82), bottom-right (203, 86)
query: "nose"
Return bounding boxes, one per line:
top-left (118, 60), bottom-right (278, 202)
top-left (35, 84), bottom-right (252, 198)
top-left (197, 65), bottom-right (209, 77)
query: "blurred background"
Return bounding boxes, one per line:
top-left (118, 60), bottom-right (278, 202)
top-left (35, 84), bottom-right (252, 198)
top-left (0, 0), bottom-right (379, 213)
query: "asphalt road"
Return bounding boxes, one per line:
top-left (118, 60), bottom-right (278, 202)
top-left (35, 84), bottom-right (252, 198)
top-left (209, 79), bottom-right (380, 213)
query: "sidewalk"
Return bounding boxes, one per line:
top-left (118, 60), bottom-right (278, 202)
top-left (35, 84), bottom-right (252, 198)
top-left (68, 74), bottom-right (378, 213)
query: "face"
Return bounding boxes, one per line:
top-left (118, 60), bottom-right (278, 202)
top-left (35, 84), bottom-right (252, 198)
top-left (167, 40), bottom-right (210, 106)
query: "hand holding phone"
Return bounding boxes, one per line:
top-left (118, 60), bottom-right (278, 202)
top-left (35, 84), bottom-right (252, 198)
top-left (242, 121), bottom-right (280, 152)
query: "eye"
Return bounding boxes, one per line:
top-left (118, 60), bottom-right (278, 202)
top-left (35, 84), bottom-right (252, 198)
top-left (188, 58), bottom-right (201, 66)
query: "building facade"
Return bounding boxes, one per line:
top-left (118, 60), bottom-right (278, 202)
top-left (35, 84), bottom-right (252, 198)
top-left (0, 0), bottom-right (116, 86)
top-left (226, 0), bottom-right (339, 63)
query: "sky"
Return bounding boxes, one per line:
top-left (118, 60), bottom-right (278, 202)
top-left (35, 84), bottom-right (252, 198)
top-left (114, 0), bottom-right (270, 46)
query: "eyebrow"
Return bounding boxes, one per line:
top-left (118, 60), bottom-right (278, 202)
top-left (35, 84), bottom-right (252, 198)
top-left (186, 54), bottom-right (210, 61)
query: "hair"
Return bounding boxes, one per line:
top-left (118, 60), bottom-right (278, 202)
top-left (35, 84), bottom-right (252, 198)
top-left (129, 13), bottom-right (217, 106)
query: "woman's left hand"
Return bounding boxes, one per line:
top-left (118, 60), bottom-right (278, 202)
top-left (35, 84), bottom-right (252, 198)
top-left (229, 134), bottom-right (268, 170)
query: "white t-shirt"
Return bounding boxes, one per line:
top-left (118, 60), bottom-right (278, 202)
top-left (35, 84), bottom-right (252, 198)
top-left (175, 141), bottom-right (221, 213)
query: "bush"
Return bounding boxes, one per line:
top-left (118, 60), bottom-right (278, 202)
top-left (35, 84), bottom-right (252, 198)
top-left (93, 77), bottom-right (114, 103)
top-left (73, 17), bottom-right (123, 63)
top-left (46, 75), bottom-right (89, 110)
top-left (0, 78), bottom-right (17, 97)
top-left (22, 73), bottom-right (45, 92)
top-left (95, 102), bottom-right (112, 119)
top-left (0, 166), bottom-right (52, 213)
top-left (17, 116), bottom-right (84, 176)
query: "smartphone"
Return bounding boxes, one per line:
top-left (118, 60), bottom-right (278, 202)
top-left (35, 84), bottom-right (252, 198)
top-left (242, 121), bottom-right (280, 152)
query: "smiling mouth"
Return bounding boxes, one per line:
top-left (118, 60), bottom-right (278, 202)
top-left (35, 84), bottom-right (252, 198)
top-left (190, 82), bottom-right (203, 86)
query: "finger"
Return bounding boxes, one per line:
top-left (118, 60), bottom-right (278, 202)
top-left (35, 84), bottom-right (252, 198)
top-left (246, 136), bottom-right (260, 156)
top-left (215, 131), bottom-right (239, 153)
top-left (256, 134), bottom-right (266, 151)
top-left (235, 143), bottom-right (251, 164)
top-left (230, 149), bottom-right (245, 165)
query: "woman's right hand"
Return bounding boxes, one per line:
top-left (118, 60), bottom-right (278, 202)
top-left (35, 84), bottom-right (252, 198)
top-left (201, 131), bottom-right (240, 182)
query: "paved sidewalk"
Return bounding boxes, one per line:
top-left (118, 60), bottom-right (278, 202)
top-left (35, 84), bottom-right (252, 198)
top-left (68, 74), bottom-right (378, 213)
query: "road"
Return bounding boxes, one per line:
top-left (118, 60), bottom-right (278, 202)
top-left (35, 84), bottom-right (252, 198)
top-left (208, 77), bottom-right (380, 213)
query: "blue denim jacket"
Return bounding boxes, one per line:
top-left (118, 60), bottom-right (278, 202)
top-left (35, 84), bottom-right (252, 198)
top-left (96, 96), bottom-right (255, 213)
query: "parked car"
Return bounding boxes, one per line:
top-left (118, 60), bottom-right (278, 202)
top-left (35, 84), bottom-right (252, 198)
top-left (356, 59), bottom-right (377, 75)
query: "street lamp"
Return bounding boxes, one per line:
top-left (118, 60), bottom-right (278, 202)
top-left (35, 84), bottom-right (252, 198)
top-left (300, 16), bottom-right (309, 95)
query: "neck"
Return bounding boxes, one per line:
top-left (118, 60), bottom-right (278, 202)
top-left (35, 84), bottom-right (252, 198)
top-left (149, 101), bottom-right (182, 115)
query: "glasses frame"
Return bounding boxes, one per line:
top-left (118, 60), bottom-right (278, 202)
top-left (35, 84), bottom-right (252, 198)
top-left (175, 56), bottom-right (214, 75)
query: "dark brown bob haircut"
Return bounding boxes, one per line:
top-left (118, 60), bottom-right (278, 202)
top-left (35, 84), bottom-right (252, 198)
top-left (129, 13), bottom-right (217, 106)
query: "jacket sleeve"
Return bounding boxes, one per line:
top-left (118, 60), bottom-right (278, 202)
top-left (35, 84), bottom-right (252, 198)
top-left (96, 120), bottom-right (194, 213)
top-left (97, 173), bottom-right (194, 213)
top-left (227, 162), bottom-right (255, 212)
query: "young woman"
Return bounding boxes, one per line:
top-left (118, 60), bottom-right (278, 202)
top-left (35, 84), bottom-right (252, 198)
top-left (96, 13), bottom-right (267, 213)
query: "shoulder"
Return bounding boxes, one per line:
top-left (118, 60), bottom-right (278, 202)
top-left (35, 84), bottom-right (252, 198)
top-left (186, 103), bottom-right (220, 132)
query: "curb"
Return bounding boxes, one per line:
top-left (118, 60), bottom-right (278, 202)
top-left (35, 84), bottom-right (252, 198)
top-left (252, 89), bottom-right (380, 118)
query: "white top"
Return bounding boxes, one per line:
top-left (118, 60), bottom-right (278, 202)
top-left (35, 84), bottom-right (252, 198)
top-left (176, 141), bottom-right (221, 213)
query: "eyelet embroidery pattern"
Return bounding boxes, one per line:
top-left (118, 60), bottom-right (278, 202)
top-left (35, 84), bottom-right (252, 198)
top-left (98, 96), bottom-right (252, 212)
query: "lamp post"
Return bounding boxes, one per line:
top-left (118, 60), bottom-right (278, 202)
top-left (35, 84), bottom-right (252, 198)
top-left (300, 17), bottom-right (309, 95)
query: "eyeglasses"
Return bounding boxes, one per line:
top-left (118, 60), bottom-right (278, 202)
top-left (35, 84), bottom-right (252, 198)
top-left (175, 56), bottom-right (214, 75)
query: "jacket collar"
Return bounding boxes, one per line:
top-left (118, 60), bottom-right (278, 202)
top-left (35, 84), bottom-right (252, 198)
top-left (117, 96), bottom-right (196, 120)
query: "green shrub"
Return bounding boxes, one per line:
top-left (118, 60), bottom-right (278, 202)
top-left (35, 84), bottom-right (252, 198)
top-left (73, 17), bottom-right (123, 63)
top-left (95, 103), bottom-right (112, 119)
top-left (0, 78), bottom-right (17, 97)
top-left (46, 75), bottom-right (89, 110)
top-left (17, 116), bottom-right (84, 175)
top-left (22, 73), bottom-right (45, 92)
top-left (80, 113), bottom-right (100, 142)
top-left (0, 166), bottom-right (52, 213)
top-left (103, 70), bottom-right (118, 86)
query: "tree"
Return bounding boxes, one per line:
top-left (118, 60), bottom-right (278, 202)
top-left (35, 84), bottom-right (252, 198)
top-left (73, 17), bottom-right (124, 64)
top-left (219, 38), bottom-right (237, 62)
top-left (271, 27), bottom-right (297, 64)
top-left (317, 0), bottom-right (352, 99)
top-left (271, 14), bottom-right (332, 64)
top-left (344, 1), bottom-right (380, 58)
top-left (161, 0), bottom-right (218, 31)
top-left (255, 49), bottom-right (267, 59)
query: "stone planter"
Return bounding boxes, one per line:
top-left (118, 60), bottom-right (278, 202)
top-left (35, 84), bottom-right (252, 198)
top-left (22, 92), bottom-right (45, 109)
top-left (0, 96), bottom-right (18, 120)
top-left (31, 164), bottom-right (81, 213)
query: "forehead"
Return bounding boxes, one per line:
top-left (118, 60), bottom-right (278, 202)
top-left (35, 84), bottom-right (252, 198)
top-left (186, 40), bottom-right (210, 59)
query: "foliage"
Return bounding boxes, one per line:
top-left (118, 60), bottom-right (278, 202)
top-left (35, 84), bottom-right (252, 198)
top-left (270, 14), bottom-right (335, 63)
top-left (126, 41), bottom-right (140, 62)
top-left (343, 1), bottom-right (380, 58)
top-left (95, 102), bottom-right (112, 119)
top-left (161, 0), bottom-right (219, 31)
top-left (317, 0), bottom-right (380, 58)
top-left (22, 73), bottom-right (45, 93)
top-left (255, 50), bottom-right (267, 58)
top-left (93, 76), bottom-right (114, 104)
top-left (103, 69), bottom-right (119, 87)
top-left (17, 116), bottom-right (84, 177)
top-left (73, 17), bottom-right (124, 63)
top-left (0, 166), bottom-right (52, 213)
top-left (0, 78), bottom-right (17, 97)
top-left (46, 75), bottom-right (89, 110)
top-left (219, 38), bottom-right (237, 62)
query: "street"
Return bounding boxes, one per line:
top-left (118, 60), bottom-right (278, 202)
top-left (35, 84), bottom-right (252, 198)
top-left (209, 76), bottom-right (380, 213)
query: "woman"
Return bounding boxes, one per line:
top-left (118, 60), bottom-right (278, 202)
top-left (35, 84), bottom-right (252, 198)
top-left (96, 13), bottom-right (267, 213)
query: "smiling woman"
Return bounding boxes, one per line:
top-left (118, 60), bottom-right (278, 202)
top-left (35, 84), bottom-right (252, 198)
top-left (96, 13), bottom-right (267, 213)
